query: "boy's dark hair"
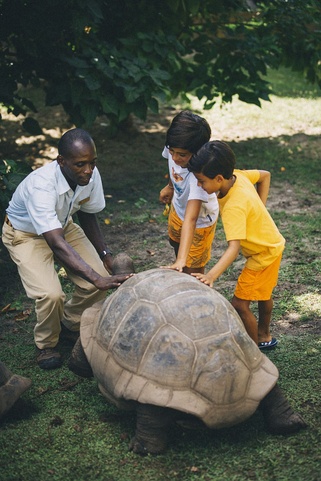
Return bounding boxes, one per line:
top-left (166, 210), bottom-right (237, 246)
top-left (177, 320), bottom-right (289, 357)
top-left (58, 128), bottom-right (94, 158)
top-left (165, 110), bottom-right (211, 154)
top-left (188, 141), bottom-right (236, 179)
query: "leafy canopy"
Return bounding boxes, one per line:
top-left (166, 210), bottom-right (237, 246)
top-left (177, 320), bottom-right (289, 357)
top-left (0, 0), bottom-right (320, 131)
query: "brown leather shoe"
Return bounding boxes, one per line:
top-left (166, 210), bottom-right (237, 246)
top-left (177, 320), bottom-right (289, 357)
top-left (36, 348), bottom-right (62, 370)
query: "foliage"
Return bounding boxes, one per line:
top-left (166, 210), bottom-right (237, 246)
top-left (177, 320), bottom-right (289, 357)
top-left (0, 159), bottom-right (31, 224)
top-left (0, 0), bottom-right (321, 131)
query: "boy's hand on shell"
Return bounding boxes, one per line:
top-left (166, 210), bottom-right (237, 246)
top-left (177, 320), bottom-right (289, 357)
top-left (160, 265), bottom-right (183, 272)
top-left (191, 272), bottom-right (213, 288)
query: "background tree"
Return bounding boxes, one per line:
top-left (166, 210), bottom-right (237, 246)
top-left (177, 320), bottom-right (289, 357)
top-left (0, 0), bottom-right (320, 133)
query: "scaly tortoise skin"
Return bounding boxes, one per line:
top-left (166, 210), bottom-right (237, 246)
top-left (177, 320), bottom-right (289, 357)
top-left (70, 263), bottom-right (306, 454)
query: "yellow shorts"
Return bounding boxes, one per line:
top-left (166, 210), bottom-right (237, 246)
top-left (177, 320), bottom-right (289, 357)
top-left (168, 205), bottom-right (216, 268)
top-left (234, 253), bottom-right (283, 301)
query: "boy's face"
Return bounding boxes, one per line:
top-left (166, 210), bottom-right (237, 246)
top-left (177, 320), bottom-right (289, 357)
top-left (193, 172), bottom-right (221, 195)
top-left (168, 147), bottom-right (192, 168)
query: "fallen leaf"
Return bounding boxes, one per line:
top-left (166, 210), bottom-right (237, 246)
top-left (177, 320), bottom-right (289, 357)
top-left (37, 387), bottom-right (50, 396)
top-left (147, 250), bottom-right (155, 256)
top-left (190, 466), bottom-right (199, 472)
top-left (14, 309), bottom-right (31, 321)
top-left (1, 303), bottom-right (12, 313)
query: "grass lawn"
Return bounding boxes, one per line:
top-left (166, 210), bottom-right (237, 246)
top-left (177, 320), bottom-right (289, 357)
top-left (0, 67), bottom-right (321, 481)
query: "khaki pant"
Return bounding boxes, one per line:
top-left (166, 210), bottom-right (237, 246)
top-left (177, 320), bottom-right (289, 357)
top-left (2, 221), bottom-right (107, 349)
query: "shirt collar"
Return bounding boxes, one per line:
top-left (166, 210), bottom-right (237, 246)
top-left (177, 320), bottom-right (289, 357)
top-left (55, 161), bottom-right (93, 195)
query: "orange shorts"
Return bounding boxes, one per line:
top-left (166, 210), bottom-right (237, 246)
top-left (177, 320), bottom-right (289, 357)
top-left (168, 205), bottom-right (216, 268)
top-left (234, 253), bottom-right (283, 301)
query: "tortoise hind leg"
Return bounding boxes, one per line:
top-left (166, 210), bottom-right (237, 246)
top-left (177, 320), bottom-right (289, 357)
top-left (260, 384), bottom-right (307, 434)
top-left (129, 404), bottom-right (176, 455)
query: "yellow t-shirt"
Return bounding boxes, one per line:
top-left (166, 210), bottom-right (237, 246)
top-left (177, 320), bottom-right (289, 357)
top-left (218, 169), bottom-right (285, 270)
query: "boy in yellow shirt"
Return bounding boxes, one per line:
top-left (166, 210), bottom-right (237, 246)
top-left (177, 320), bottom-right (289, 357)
top-left (188, 140), bottom-right (285, 349)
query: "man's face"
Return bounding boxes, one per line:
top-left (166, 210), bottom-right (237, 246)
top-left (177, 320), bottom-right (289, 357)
top-left (168, 147), bottom-right (192, 168)
top-left (58, 140), bottom-right (97, 189)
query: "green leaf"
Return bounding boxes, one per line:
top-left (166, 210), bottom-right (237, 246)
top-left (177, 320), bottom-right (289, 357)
top-left (22, 117), bottom-right (43, 135)
top-left (83, 75), bottom-right (101, 91)
top-left (147, 97), bottom-right (159, 113)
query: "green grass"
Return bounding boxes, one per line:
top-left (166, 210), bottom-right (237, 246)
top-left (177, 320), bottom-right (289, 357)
top-left (0, 331), bottom-right (320, 481)
top-left (1, 66), bottom-right (321, 481)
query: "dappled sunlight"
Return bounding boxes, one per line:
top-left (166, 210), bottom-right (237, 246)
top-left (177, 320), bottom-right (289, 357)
top-left (191, 95), bottom-right (321, 142)
top-left (0, 109), bottom-right (66, 168)
top-left (295, 292), bottom-right (321, 316)
top-left (276, 292), bottom-right (321, 334)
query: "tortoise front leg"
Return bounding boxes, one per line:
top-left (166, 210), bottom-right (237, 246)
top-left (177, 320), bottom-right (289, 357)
top-left (129, 403), bottom-right (176, 455)
top-left (259, 384), bottom-right (307, 434)
top-left (68, 338), bottom-right (93, 378)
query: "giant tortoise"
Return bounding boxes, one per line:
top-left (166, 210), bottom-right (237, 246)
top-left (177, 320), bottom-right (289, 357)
top-left (69, 260), bottom-right (306, 454)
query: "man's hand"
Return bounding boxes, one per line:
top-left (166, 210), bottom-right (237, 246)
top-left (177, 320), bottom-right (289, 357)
top-left (94, 274), bottom-right (133, 290)
top-left (191, 272), bottom-right (213, 287)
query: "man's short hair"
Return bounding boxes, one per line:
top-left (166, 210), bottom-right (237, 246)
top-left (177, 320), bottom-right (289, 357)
top-left (58, 128), bottom-right (94, 158)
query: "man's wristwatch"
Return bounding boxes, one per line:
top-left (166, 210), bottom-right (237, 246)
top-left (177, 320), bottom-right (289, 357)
top-left (99, 248), bottom-right (113, 260)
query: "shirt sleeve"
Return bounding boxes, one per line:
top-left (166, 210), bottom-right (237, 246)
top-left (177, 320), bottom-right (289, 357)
top-left (240, 169), bottom-right (260, 185)
top-left (188, 172), bottom-right (209, 202)
top-left (162, 146), bottom-right (169, 159)
top-left (25, 179), bottom-right (63, 235)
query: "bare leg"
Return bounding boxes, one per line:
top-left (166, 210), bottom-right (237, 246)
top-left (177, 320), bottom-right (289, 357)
top-left (129, 404), bottom-right (176, 455)
top-left (183, 266), bottom-right (204, 275)
top-left (169, 238), bottom-right (179, 258)
top-left (168, 238), bottom-right (205, 275)
top-left (231, 296), bottom-right (258, 343)
top-left (258, 298), bottom-right (273, 343)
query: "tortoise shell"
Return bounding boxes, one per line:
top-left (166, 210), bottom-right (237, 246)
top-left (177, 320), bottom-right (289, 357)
top-left (81, 268), bottom-right (278, 429)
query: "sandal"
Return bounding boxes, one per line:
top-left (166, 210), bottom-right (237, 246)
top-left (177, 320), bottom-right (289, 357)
top-left (258, 338), bottom-right (278, 350)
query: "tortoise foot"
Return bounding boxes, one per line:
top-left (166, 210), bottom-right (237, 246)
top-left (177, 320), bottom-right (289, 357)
top-left (260, 384), bottom-right (307, 435)
top-left (266, 410), bottom-right (307, 435)
top-left (128, 435), bottom-right (164, 455)
top-left (68, 338), bottom-right (93, 378)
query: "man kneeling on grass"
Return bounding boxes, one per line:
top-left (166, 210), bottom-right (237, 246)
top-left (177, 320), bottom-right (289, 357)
top-left (2, 128), bottom-right (131, 370)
